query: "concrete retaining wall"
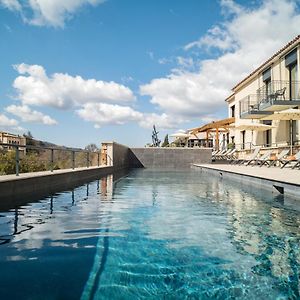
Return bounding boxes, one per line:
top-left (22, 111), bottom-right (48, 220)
top-left (0, 166), bottom-right (114, 205)
top-left (112, 142), bottom-right (131, 169)
top-left (129, 147), bottom-right (212, 168)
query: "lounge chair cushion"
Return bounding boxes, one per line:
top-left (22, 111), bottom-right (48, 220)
top-left (287, 155), bottom-right (296, 161)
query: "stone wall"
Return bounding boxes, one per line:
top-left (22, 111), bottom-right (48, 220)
top-left (111, 142), bottom-right (131, 169)
top-left (129, 147), bottom-right (212, 168)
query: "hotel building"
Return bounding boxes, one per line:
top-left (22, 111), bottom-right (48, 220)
top-left (226, 35), bottom-right (300, 152)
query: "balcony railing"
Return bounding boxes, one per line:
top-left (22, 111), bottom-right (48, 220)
top-left (257, 80), bottom-right (300, 103)
top-left (240, 80), bottom-right (300, 118)
top-left (239, 95), bottom-right (259, 116)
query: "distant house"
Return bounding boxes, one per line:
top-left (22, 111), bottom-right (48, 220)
top-left (0, 132), bottom-right (26, 153)
top-left (226, 35), bottom-right (300, 150)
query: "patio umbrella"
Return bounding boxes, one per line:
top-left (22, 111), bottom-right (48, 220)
top-left (169, 132), bottom-right (190, 139)
top-left (261, 108), bottom-right (300, 153)
top-left (231, 123), bottom-right (275, 148)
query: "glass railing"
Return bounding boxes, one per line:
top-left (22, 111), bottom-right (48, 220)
top-left (239, 95), bottom-right (260, 115)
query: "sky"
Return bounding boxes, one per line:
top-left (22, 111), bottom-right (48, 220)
top-left (0, 0), bottom-right (300, 148)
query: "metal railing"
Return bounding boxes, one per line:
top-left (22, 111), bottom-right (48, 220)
top-left (0, 143), bottom-right (103, 176)
top-left (239, 81), bottom-right (300, 117)
top-left (257, 80), bottom-right (300, 102)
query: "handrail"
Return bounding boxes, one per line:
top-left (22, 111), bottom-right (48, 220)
top-left (0, 142), bottom-right (102, 176)
top-left (0, 142), bottom-right (94, 153)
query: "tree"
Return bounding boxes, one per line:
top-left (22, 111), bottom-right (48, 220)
top-left (23, 131), bottom-right (33, 139)
top-left (85, 143), bottom-right (99, 152)
top-left (161, 134), bottom-right (169, 147)
top-left (0, 151), bottom-right (16, 175)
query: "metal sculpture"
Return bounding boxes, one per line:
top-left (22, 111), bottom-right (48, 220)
top-left (152, 125), bottom-right (161, 147)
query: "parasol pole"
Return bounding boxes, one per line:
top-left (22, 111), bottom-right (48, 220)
top-left (290, 119), bottom-right (293, 155)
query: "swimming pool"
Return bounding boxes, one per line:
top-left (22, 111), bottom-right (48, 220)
top-left (0, 169), bottom-right (299, 299)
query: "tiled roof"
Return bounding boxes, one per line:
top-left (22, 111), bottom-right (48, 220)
top-left (232, 35), bottom-right (300, 91)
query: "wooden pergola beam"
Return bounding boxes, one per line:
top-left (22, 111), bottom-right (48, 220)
top-left (191, 117), bottom-right (235, 135)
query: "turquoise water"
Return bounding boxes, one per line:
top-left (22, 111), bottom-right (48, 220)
top-left (0, 169), bottom-right (300, 299)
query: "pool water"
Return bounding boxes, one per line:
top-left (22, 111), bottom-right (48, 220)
top-left (0, 169), bottom-right (300, 299)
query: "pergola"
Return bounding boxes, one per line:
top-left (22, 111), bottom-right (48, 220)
top-left (190, 117), bottom-right (235, 150)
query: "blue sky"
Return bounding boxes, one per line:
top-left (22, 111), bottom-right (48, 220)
top-left (0, 0), bottom-right (300, 148)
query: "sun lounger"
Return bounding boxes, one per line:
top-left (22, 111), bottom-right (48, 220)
top-left (250, 149), bottom-right (273, 167)
top-left (280, 151), bottom-right (300, 169)
top-left (213, 149), bottom-right (226, 160)
top-left (264, 149), bottom-right (290, 167)
top-left (224, 148), bottom-right (237, 160)
top-left (212, 150), bottom-right (220, 161)
top-left (236, 147), bottom-right (261, 165)
top-left (218, 149), bottom-right (232, 160)
top-left (230, 147), bottom-right (259, 165)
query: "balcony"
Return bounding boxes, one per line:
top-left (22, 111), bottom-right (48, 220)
top-left (258, 80), bottom-right (300, 111)
top-left (239, 95), bottom-right (273, 119)
top-left (240, 81), bottom-right (300, 119)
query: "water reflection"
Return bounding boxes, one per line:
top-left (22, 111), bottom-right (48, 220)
top-left (193, 175), bottom-right (300, 298)
top-left (81, 174), bottom-right (114, 300)
top-left (0, 169), bottom-right (299, 299)
top-left (0, 174), bottom-right (117, 252)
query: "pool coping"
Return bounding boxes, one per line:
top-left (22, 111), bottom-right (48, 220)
top-left (192, 163), bottom-right (300, 198)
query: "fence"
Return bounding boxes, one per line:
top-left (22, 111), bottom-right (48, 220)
top-left (0, 143), bottom-right (103, 176)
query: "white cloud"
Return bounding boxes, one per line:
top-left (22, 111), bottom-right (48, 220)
top-left (6, 105), bottom-right (57, 125)
top-left (0, 113), bottom-right (25, 133)
top-left (176, 56), bottom-right (195, 70)
top-left (158, 57), bottom-right (170, 65)
top-left (138, 113), bottom-right (184, 129)
top-left (77, 103), bottom-right (143, 127)
top-left (0, 0), bottom-right (105, 27)
top-left (184, 25), bottom-right (236, 52)
top-left (11, 63), bottom-right (180, 130)
top-left (140, 0), bottom-right (300, 120)
top-left (0, 0), bottom-right (21, 11)
top-left (77, 102), bottom-right (180, 129)
top-left (0, 114), bottom-right (18, 127)
top-left (13, 63), bottom-right (135, 109)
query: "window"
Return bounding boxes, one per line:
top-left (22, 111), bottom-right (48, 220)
top-left (288, 63), bottom-right (298, 100)
top-left (263, 120), bottom-right (272, 147)
top-left (285, 48), bottom-right (298, 100)
top-left (230, 105), bottom-right (235, 118)
top-left (262, 67), bottom-right (271, 97)
top-left (286, 49), bottom-right (299, 143)
top-left (241, 131), bottom-right (245, 150)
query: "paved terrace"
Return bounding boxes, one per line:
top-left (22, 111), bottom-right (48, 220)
top-left (193, 163), bottom-right (300, 198)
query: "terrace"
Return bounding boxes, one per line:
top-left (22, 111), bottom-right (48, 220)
top-left (240, 80), bottom-right (300, 119)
